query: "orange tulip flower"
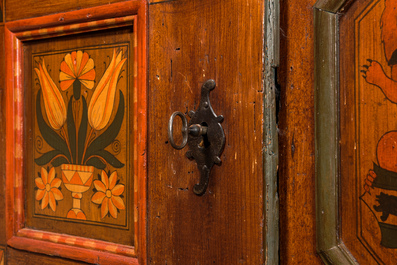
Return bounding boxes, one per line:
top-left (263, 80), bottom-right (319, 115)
top-left (35, 60), bottom-right (67, 130)
top-left (88, 49), bottom-right (127, 131)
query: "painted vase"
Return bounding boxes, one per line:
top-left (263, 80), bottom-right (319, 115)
top-left (61, 164), bottom-right (94, 220)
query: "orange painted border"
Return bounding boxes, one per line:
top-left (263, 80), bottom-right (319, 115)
top-left (5, 1), bottom-right (147, 264)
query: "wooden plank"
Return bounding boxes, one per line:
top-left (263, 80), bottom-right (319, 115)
top-left (278, 0), bottom-right (323, 264)
top-left (8, 237), bottom-right (138, 265)
top-left (6, 1), bottom-right (141, 33)
top-left (0, 25), bottom-right (5, 247)
top-left (7, 247), bottom-right (88, 265)
top-left (264, 1), bottom-right (279, 264)
top-left (314, 8), bottom-right (340, 256)
top-left (5, 0), bottom-right (126, 22)
top-left (148, 0), bottom-right (265, 263)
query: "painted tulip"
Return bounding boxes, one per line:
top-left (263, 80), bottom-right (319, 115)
top-left (35, 60), bottom-right (67, 130)
top-left (59, 50), bottom-right (96, 91)
top-left (88, 49), bottom-right (127, 131)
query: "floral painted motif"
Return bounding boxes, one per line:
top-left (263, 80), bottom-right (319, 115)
top-left (88, 49), bottom-right (127, 131)
top-left (34, 47), bottom-right (127, 222)
top-left (35, 167), bottom-right (63, 211)
top-left (35, 49), bottom-right (126, 169)
top-left (35, 60), bottom-right (67, 131)
top-left (91, 170), bottom-right (125, 219)
top-left (59, 50), bottom-right (96, 92)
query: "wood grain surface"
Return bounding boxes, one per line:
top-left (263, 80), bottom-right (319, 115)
top-left (0, 0), bottom-right (344, 264)
top-left (7, 247), bottom-right (89, 265)
top-left (0, 25), bottom-right (5, 247)
top-left (148, 0), bottom-right (265, 264)
top-left (278, 0), bottom-right (323, 264)
top-left (5, 0), bottom-right (126, 22)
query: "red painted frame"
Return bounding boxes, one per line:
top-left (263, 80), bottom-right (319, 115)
top-left (5, 1), bottom-right (147, 264)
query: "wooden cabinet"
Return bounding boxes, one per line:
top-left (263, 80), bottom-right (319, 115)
top-left (7, 0), bottom-right (395, 264)
top-left (0, 0), bottom-right (279, 264)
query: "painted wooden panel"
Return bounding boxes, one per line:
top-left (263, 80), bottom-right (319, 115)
top-left (4, 2), bottom-right (147, 264)
top-left (340, 0), bottom-right (397, 263)
top-left (24, 29), bottom-right (133, 244)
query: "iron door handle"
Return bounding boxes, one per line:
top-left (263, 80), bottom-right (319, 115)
top-left (168, 79), bottom-right (225, 196)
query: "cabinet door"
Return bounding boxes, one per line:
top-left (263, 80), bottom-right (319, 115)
top-left (147, 0), bottom-right (278, 264)
top-left (316, 0), bottom-right (397, 264)
top-left (0, 0), bottom-right (279, 264)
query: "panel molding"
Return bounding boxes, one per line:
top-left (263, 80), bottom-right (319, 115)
top-left (264, 0), bottom-right (279, 264)
top-left (0, 247), bottom-right (4, 265)
top-left (314, 0), bottom-right (358, 264)
top-left (4, 1), bottom-right (147, 264)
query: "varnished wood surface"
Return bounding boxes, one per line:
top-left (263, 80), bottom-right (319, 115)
top-left (148, 0), bottom-right (264, 264)
top-left (0, 0), bottom-right (342, 264)
top-left (7, 247), bottom-right (89, 265)
top-left (5, 0), bottom-right (126, 22)
top-left (278, 0), bottom-right (323, 264)
top-left (0, 25), bottom-right (5, 247)
top-left (0, 26), bottom-right (6, 245)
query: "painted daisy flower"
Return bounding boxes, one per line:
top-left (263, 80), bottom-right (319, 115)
top-left (35, 167), bottom-right (63, 211)
top-left (59, 50), bottom-right (96, 99)
top-left (91, 170), bottom-right (125, 219)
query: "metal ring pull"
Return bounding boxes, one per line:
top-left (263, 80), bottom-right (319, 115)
top-left (168, 111), bottom-right (188, 150)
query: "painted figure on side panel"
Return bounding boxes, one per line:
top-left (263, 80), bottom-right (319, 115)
top-left (361, 0), bottom-right (397, 248)
top-left (34, 49), bottom-right (126, 221)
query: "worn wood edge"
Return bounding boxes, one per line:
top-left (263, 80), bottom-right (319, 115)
top-left (319, 242), bottom-right (359, 264)
top-left (0, 246), bottom-right (5, 265)
top-left (314, 0), bottom-right (350, 13)
top-left (5, 26), bottom-right (23, 242)
top-left (0, 0), bottom-right (3, 24)
top-left (17, 228), bottom-right (136, 257)
top-left (135, 1), bottom-right (148, 264)
top-left (4, 26), bottom-right (15, 242)
top-left (314, 7), bottom-right (358, 265)
top-left (5, 1), bottom-right (148, 264)
top-left (263, 0), bottom-right (279, 264)
top-left (266, 0), bottom-right (279, 67)
top-left (6, 1), bottom-right (141, 32)
top-left (8, 236), bottom-right (139, 265)
top-left (15, 15), bottom-right (135, 41)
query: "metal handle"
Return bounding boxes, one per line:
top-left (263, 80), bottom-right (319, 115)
top-left (168, 113), bottom-right (209, 150)
top-left (167, 79), bottom-right (225, 196)
top-left (168, 111), bottom-right (188, 150)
